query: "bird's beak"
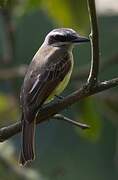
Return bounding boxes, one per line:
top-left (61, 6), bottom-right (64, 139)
top-left (72, 35), bottom-right (90, 43)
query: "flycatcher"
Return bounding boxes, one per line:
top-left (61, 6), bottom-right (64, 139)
top-left (19, 28), bottom-right (89, 166)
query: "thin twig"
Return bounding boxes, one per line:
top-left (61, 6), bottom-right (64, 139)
top-left (53, 114), bottom-right (90, 129)
top-left (87, 0), bottom-right (99, 86)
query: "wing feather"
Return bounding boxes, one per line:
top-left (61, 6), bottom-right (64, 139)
top-left (20, 54), bottom-right (71, 119)
top-left (28, 56), bottom-right (71, 108)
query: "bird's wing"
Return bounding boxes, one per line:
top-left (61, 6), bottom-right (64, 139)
top-left (24, 54), bottom-right (71, 112)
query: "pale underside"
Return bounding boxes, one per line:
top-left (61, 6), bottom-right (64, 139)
top-left (45, 57), bottom-right (74, 103)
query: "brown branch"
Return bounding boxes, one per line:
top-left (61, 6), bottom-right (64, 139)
top-left (0, 78), bottom-right (118, 142)
top-left (87, 0), bottom-right (99, 86)
top-left (0, 0), bottom-right (118, 143)
top-left (53, 114), bottom-right (90, 129)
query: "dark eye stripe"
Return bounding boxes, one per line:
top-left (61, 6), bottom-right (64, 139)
top-left (54, 35), bottom-right (66, 42)
top-left (48, 34), bottom-right (77, 44)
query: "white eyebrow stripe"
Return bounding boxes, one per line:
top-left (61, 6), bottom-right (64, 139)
top-left (49, 31), bottom-right (64, 36)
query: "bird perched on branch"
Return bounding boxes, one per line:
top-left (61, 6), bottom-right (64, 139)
top-left (19, 28), bottom-right (89, 166)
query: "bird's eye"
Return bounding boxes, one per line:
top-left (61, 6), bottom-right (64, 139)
top-left (53, 35), bottom-right (66, 42)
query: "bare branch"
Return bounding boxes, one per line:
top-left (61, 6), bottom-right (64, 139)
top-left (97, 78), bottom-right (118, 91)
top-left (87, 0), bottom-right (99, 86)
top-left (0, 122), bottom-right (21, 142)
top-left (0, 78), bottom-right (118, 142)
top-left (53, 114), bottom-right (90, 129)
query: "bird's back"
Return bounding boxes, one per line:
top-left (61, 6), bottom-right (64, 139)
top-left (20, 45), bottom-right (73, 109)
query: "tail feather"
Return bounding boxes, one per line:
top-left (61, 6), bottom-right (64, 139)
top-left (19, 119), bottom-right (35, 166)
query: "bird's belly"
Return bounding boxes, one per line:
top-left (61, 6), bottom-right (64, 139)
top-left (45, 63), bottom-right (73, 103)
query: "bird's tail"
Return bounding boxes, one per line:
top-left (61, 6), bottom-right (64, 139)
top-left (19, 117), bottom-right (36, 166)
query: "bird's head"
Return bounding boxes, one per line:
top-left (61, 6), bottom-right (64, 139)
top-left (44, 28), bottom-right (89, 48)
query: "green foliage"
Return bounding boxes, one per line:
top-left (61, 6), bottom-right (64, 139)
top-left (0, 0), bottom-right (7, 8)
top-left (0, 93), bottom-right (10, 112)
top-left (75, 97), bottom-right (102, 142)
top-left (0, 0), bottom-right (16, 9)
top-left (23, 0), bottom-right (41, 12)
top-left (0, 142), bottom-right (40, 180)
top-left (41, 0), bottom-right (89, 34)
top-left (16, 0), bottom-right (89, 34)
top-left (0, 94), bottom-right (19, 124)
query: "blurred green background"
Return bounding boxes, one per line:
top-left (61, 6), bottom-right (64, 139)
top-left (0, 0), bottom-right (118, 180)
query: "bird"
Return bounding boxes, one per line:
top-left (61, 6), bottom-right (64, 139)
top-left (19, 28), bottom-right (89, 166)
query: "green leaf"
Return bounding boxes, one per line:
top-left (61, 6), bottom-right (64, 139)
top-left (75, 97), bottom-right (102, 142)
